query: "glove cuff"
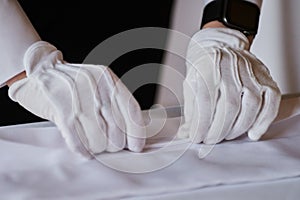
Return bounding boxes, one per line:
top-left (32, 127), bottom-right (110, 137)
top-left (24, 41), bottom-right (64, 75)
top-left (191, 28), bottom-right (250, 50)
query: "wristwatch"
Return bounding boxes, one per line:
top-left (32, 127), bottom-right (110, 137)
top-left (200, 0), bottom-right (260, 36)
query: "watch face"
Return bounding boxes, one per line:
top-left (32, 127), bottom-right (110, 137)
top-left (223, 0), bottom-right (260, 34)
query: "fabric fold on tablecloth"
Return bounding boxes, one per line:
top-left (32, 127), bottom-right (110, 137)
top-left (0, 96), bottom-right (299, 199)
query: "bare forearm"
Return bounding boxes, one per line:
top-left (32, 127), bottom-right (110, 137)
top-left (6, 71), bottom-right (26, 87)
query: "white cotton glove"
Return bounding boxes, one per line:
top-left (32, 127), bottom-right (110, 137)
top-left (178, 28), bottom-right (281, 144)
top-left (8, 41), bottom-right (146, 158)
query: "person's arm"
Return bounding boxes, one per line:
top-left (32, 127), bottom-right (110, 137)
top-left (6, 71), bottom-right (26, 87)
top-left (178, 0), bottom-right (281, 145)
top-left (201, 0), bottom-right (262, 47)
top-left (0, 0), bottom-right (40, 87)
top-left (3, 0), bottom-right (146, 158)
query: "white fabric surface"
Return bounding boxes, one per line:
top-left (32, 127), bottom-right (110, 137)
top-left (129, 177), bottom-right (300, 200)
top-left (0, 97), bottom-right (300, 199)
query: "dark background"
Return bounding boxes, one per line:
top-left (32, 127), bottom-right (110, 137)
top-left (0, 0), bottom-right (174, 126)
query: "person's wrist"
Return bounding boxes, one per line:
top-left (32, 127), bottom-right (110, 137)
top-left (202, 20), bottom-right (254, 46)
top-left (6, 71), bottom-right (27, 87)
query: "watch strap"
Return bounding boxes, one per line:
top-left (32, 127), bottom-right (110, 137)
top-left (200, 0), bottom-right (259, 36)
top-left (201, 0), bottom-right (223, 29)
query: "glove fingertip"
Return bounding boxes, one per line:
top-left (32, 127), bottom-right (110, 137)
top-left (248, 118), bottom-right (274, 141)
top-left (106, 134), bottom-right (126, 153)
top-left (177, 125), bottom-right (190, 139)
top-left (248, 130), bottom-right (262, 141)
top-left (127, 138), bottom-right (145, 153)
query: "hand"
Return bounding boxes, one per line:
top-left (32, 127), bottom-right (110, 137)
top-left (8, 41), bottom-right (145, 158)
top-left (178, 28), bottom-right (281, 144)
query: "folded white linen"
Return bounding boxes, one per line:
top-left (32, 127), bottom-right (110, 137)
top-left (0, 96), bottom-right (299, 199)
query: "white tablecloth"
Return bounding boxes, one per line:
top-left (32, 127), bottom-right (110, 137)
top-left (0, 97), bottom-right (300, 200)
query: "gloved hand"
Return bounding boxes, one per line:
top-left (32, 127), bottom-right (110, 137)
top-left (8, 41), bottom-right (146, 158)
top-left (178, 28), bottom-right (281, 144)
